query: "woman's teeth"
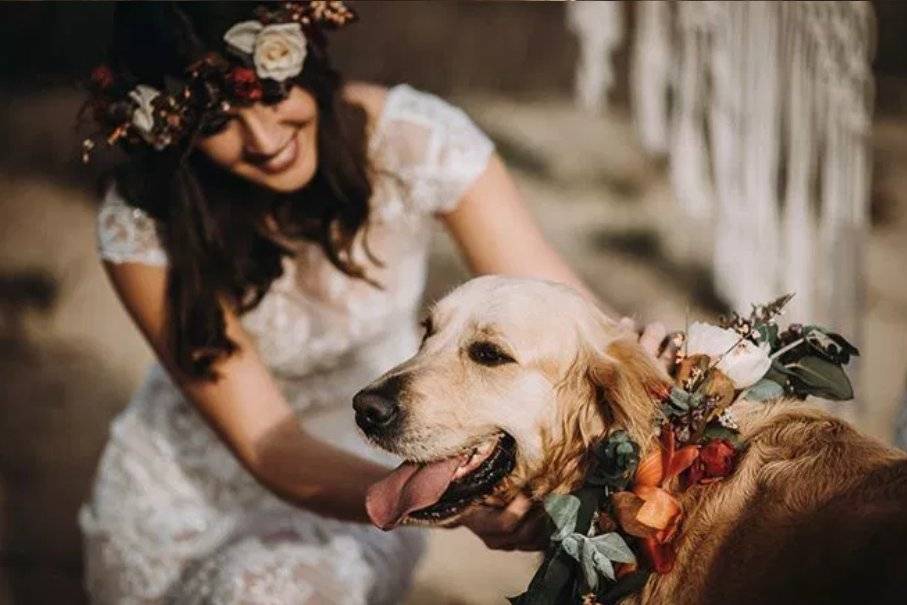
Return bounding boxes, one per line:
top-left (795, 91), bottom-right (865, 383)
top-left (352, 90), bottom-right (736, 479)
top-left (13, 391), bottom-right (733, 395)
top-left (258, 135), bottom-right (298, 174)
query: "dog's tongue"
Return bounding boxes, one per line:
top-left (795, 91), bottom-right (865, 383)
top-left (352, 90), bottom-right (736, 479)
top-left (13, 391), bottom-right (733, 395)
top-left (366, 456), bottom-right (463, 530)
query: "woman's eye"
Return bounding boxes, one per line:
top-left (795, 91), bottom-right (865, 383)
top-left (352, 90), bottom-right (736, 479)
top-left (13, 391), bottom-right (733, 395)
top-left (467, 341), bottom-right (515, 367)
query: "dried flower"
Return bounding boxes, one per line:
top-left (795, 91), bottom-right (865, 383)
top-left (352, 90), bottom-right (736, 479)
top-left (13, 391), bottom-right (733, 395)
top-left (225, 66), bottom-right (263, 102)
top-left (687, 439), bottom-right (736, 484)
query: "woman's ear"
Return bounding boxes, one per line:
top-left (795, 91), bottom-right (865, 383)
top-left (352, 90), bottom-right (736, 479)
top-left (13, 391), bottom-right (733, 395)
top-left (587, 336), bottom-right (672, 449)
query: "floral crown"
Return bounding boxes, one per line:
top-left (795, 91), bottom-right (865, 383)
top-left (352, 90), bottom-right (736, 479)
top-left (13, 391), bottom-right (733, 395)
top-left (81, 1), bottom-right (357, 162)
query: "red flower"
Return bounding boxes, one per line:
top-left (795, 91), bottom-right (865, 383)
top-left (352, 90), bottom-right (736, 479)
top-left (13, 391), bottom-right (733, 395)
top-left (90, 65), bottom-right (115, 90)
top-left (226, 66), bottom-right (263, 102)
top-left (687, 439), bottom-right (737, 484)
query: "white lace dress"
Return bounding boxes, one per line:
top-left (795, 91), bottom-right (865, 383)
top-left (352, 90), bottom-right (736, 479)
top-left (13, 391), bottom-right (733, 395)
top-left (79, 84), bottom-right (494, 605)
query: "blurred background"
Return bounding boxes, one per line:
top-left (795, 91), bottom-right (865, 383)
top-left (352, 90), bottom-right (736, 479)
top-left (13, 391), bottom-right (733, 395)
top-left (0, 1), bottom-right (905, 603)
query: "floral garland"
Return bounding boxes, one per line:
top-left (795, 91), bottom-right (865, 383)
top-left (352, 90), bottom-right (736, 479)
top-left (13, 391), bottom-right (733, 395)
top-left (511, 295), bottom-right (859, 605)
top-left (81, 1), bottom-right (357, 161)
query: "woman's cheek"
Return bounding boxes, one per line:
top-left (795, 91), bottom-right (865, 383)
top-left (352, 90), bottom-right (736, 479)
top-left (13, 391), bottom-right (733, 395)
top-left (197, 125), bottom-right (245, 169)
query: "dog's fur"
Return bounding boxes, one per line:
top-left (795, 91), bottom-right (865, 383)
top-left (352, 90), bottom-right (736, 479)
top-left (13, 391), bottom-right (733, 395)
top-left (361, 276), bottom-right (907, 604)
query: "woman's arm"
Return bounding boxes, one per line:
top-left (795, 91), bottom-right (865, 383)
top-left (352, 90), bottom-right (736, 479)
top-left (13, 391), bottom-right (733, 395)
top-left (104, 261), bottom-right (387, 522)
top-left (441, 153), bottom-right (601, 304)
top-left (442, 153), bottom-right (670, 350)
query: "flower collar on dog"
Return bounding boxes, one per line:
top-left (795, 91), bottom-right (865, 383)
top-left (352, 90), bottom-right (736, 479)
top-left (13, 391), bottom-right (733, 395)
top-left (511, 295), bottom-right (859, 605)
top-left (81, 1), bottom-right (356, 160)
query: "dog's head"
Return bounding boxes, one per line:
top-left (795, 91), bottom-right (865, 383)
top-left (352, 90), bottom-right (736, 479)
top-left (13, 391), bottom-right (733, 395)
top-left (355, 275), bottom-right (669, 529)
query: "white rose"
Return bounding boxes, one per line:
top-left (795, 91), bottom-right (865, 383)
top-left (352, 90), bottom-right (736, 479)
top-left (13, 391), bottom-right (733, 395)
top-left (128, 84), bottom-right (160, 139)
top-left (686, 322), bottom-right (771, 389)
top-left (224, 21), bottom-right (307, 82)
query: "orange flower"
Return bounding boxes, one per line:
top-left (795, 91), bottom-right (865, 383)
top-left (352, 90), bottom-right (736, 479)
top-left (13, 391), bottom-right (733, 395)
top-left (619, 429), bottom-right (700, 574)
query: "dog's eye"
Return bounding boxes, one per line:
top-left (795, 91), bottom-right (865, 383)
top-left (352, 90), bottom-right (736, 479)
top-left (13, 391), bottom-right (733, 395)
top-left (468, 341), bottom-right (515, 367)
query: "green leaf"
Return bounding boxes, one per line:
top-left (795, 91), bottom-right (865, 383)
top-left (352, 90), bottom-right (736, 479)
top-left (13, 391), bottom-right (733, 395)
top-left (589, 532), bottom-right (637, 565)
top-left (778, 355), bottom-right (854, 401)
top-left (743, 378), bottom-right (786, 401)
top-left (669, 387), bottom-right (690, 411)
top-left (802, 326), bottom-right (860, 365)
top-left (588, 432), bottom-right (639, 489)
top-left (700, 423), bottom-right (743, 447)
top-left (543, 494), bottom-right (580, 541)
top-left (756, 323), bottom-right (780, 350)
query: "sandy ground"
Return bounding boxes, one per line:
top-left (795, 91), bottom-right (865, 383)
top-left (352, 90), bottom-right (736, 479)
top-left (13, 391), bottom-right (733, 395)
top-left (1, 91), bottom-right (905, 604)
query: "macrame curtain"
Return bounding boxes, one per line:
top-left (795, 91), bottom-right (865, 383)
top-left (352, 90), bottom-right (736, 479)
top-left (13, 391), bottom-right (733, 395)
top-left (569, 1), bottom-right (875, 349)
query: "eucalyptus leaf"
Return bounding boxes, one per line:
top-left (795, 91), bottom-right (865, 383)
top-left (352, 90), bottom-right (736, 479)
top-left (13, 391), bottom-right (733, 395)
top-left (561, 532), bottom-right (633, 591)
top-left (580, 540), bottom-right (601, 588)
top-left (669, 388), bottom-right (691, 411)
top-left (544, 494), bottom-right (580, 541)
top-left (589, 532), bottom-right (637, 564)
top-left (802, 326), bottom-right (860, 365)
top-left (779, 355), bottom-right (854, 400)
top-left (743, 378), bottom-right (785, 401)
top-left (756, 322), bottom-right (780, 350)
top-left (590, 550), bottom-right (615, 584)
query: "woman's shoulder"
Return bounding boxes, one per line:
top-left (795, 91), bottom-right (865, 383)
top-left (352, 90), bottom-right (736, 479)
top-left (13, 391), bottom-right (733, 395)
top-left (96, 181), bottom-right (168, 266)
top-left (349, 82), bottom-right (495, 216)
top-left (344, 81), bottom-right (481, 139)
top-left (342, 81), bottom-right (389, 122)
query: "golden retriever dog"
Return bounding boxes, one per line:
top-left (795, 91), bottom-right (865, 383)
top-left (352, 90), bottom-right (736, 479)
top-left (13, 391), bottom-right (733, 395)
top-left (355, 276), bottom-right (907, 604)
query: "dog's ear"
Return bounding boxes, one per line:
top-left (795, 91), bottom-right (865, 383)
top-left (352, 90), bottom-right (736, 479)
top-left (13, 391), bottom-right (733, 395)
top-left (588, 336), bottom-right (671, 448)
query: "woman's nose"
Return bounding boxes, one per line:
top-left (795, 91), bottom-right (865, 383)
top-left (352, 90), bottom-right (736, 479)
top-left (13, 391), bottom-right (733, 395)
top-left (236, 105), bottom-right (288, 157)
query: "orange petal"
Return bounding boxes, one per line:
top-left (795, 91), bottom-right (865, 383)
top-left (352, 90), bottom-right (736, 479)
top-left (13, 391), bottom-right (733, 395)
top-left (660, 427), bottom-right (676, 467)
top-left (665, 445), bottom-right (700, 481)
top-left (642, 536), bottom-right (676, 574)
top-left (655, 511), bottom-right (683, 544)
top-left (634, 485), bottom-right (681, 530)
top-left (616, 562), bottom-right (639, 579)
top-left (635, 449), bottom-right (664, 488)
top-left (612, 491), bottom-right (657, 538)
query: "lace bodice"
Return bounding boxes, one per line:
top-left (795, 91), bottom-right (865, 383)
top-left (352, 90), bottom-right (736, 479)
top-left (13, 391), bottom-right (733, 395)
top-left (96, 84), bottom-right (493, 410)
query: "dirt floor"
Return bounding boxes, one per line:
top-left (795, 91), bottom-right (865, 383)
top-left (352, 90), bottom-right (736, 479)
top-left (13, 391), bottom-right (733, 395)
top-left (1, 90), bottom-right (905, 604)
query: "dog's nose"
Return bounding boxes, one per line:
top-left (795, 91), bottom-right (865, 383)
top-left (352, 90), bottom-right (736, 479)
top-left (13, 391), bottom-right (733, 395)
top-left (353, 389), bottom-right (400, 431)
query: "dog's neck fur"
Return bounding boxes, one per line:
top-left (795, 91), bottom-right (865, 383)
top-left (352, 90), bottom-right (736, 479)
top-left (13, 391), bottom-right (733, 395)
top-left (502, 339), bottom-right (670, 502)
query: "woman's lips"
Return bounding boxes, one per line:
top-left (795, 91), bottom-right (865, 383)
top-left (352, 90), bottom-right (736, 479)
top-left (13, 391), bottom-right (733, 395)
top-left (254, 134), bottom-right (299, 175)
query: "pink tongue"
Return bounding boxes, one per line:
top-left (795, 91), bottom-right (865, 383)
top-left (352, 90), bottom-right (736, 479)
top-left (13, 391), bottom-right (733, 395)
top-left (366, 456), bottom-right (464, 530)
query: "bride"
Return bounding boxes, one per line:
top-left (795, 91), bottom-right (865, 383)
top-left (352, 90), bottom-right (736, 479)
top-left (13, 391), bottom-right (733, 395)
top-left (79, 2), bottom-right (665, 603)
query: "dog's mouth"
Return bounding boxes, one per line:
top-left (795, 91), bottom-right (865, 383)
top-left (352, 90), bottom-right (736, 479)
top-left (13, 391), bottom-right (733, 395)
top-left (366, 432), bottom-right (516, 530)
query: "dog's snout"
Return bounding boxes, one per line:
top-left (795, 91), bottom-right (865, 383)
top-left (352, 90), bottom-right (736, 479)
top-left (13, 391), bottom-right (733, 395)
top-left (353, 390), bottom-right (399, 430)
top-left (354, 374), bottom-right (409, 434)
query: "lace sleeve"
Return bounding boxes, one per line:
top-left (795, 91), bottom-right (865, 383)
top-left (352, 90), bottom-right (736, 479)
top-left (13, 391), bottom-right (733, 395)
top-left (370, 84), bottom-right (495, 215)
top-left (96, 184), bottom-right (169, 266)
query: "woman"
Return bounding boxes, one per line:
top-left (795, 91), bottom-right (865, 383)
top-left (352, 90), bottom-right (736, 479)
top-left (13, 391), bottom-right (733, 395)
top-left (80, 2), bottom-right (665, 603)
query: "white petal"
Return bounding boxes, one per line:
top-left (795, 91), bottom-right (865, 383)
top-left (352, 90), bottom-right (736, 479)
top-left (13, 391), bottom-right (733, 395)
top-left (261, 22), bottom-right (304, 39)
top-left (716, 342), bottom-right (772, 389)
top-left (128, 84), bottom-right (159, 107)
top-left (223, 20), bottom-right (263, 55)
top-left (686, 322), bottom-right (739, 358)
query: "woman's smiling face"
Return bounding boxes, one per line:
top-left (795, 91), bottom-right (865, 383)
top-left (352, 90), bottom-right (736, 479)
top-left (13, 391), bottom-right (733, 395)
top-left (195, 86), bottom-right (319, 193)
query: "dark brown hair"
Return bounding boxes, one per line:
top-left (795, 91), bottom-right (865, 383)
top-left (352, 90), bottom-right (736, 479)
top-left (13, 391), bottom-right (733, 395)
top-left (108, 2), bottom-right (374, 379)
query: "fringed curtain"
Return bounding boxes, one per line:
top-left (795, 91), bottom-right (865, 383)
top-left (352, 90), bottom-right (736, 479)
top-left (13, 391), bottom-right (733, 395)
top-left (627, 1), bottom-right (875, 339)
top-left (569, 1), bottom-right (874, 348)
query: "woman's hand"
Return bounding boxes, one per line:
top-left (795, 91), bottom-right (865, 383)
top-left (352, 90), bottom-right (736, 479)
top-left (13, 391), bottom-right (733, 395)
top-left (459, 495), bottom-right (549, 552)
top-left (619, 317), bottom-right (677, 372)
